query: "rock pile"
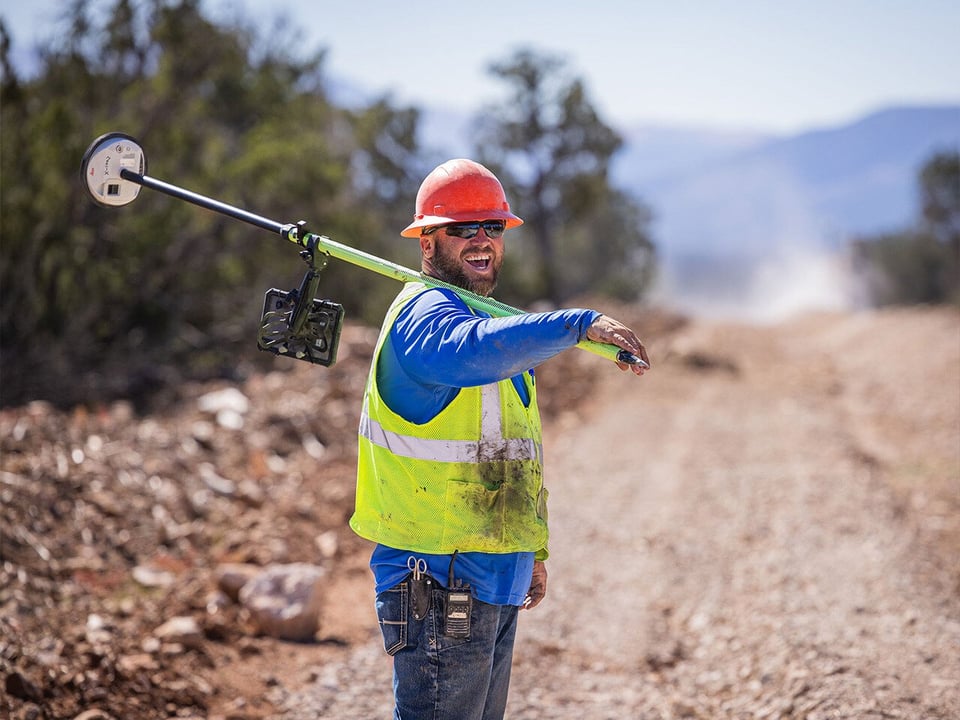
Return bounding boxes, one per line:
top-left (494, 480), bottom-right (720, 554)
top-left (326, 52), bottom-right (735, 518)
top-left (1, 325), bottom-right (377, 720)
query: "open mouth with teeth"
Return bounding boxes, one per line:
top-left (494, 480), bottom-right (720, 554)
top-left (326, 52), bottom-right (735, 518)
top-left (464, 253), bottom-right (492, 271)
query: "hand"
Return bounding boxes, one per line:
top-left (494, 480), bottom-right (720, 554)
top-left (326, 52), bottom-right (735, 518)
top-left (586, 315), bottom-right (650, 375)
top-left (522, 561), bottom-right (548, 610)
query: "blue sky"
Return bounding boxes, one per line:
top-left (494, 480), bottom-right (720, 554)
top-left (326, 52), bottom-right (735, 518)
top-left (3, 0), bottom-right (958, 134)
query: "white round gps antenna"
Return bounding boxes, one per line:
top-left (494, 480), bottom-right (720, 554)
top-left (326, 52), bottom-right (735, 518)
top-left (80, 132), bottom-right (146, 207)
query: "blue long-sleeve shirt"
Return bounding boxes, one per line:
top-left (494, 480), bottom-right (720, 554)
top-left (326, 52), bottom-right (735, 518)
top-left (379, 287), bottom-right (600, 420)
top-left (370, 286), bottom-right (600, 605)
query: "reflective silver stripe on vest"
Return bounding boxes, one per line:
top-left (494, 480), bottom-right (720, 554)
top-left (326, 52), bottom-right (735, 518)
top-left (360, 383), bottom-right (542, 463)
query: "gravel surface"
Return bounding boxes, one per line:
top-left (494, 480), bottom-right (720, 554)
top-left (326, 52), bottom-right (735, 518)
top-left (3, 307), bottom-right (958, 719)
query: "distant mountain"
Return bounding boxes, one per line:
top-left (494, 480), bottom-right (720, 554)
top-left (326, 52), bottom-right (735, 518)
top-left (616, 106), bottom-right (960, 318)
top-left (612, 124), bottom-right (773, 187)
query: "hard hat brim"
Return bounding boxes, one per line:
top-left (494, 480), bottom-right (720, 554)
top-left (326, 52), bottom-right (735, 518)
top-left (400, 210), bottom-right (523, 238)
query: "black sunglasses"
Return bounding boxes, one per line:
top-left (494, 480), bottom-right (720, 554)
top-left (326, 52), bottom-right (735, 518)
top-left (424, 220), bottom-right (506, 239)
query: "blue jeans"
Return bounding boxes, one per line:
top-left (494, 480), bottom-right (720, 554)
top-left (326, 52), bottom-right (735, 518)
top-left (376, 579), bottom-right (519, 720)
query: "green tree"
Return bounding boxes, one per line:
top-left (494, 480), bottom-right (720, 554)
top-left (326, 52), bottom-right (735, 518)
top-left (920, 150), bottom-right (960, 242)
top-left (471, 49), bottom-right (655, 305)
top-left (340, 98), bottom-right (426, 317)
top-left (852, 151), bottom-right (960, 306)
top-left (1, 0), bottom-right (422, 409)
top-left (919, 150), bottom-right (960, 300)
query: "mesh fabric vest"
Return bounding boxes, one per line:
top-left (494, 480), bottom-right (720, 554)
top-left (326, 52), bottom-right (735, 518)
top-left (350, 283), bottom-right (549, 558)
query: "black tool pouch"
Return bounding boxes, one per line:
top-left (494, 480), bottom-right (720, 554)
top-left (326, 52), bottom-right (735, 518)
top-left (409, 571), bottom-right (434, 621)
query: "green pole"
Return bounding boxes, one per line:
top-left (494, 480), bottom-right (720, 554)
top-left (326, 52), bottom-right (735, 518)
top-left (288, 229), bottom-right (644, 368)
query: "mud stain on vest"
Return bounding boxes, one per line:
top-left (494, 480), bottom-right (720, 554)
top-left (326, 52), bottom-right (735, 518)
top-left (466, 454), bottom-right (543, 543)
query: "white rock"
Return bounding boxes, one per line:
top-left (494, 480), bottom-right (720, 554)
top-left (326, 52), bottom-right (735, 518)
top-left (132, 565), bottom-right (176, 588)
top-left (197, 387), bottom-right (249, 415)
top-left (73, 710), bottom-right (117, 720)
top-left (239, 563), bottom-right (326, 641)
top-left (198, 463), bottom-right (237, 496)
top-left (315, 530), bottom-right (339, 559)
top-left (85, 614), bottom-right (112, 645)
top-left (215, 408), bottom-right (245, 430)
top-left (153, 615), bottom-right (204, 649)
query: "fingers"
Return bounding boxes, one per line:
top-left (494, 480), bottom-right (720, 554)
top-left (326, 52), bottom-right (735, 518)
top-left (522, 561), bottom-right (548, 610)
top-left (587, 315), bottom-right (650, 375)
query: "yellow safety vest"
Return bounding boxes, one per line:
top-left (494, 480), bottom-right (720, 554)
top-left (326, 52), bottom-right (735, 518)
top-left (350, 283), bottom-right (549, 559)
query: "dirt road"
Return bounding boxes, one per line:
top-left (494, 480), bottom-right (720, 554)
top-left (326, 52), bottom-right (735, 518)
top-left (274, 308), bottom-right (959, 719)
top-left (4, 308), bottom-right (957, 720)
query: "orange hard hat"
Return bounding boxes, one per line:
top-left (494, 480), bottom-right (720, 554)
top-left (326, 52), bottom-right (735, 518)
top-left (400, 159), bottom-right (523, 238)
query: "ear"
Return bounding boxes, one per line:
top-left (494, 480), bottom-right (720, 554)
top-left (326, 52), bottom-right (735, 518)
top-left (420, 234), bottom-right (434, 258)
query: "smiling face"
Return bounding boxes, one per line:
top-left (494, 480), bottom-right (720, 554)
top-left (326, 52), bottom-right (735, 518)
top-left (420, 225), bottom-right (505, 297)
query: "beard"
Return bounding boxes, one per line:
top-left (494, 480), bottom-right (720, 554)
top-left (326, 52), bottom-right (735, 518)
top-left (430, 241), bottom-right (502, 297)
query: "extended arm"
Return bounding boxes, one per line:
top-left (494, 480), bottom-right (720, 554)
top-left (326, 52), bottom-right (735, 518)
top-left (393, 288), bottom-right (600, 387)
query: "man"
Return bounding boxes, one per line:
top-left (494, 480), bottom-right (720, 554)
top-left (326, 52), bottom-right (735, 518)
top-left (350, 158), bottom-right (649, 719)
